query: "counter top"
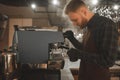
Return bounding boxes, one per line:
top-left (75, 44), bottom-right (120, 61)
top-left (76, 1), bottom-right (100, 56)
top-left (0, 69), bottom-right (74, 80)
top-left (61, 69), bottom-right (74, 80)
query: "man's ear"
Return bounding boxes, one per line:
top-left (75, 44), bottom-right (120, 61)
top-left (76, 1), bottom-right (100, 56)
top-left (77, 7), bottom-right (87, 16)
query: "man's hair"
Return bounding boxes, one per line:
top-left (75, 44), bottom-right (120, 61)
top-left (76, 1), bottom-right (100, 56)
top-left (65, 0), bottom-right (86, 14)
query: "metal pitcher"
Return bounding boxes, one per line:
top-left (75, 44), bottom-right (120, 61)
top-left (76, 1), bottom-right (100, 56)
top-left (2, 52), bottom-right (17, 74)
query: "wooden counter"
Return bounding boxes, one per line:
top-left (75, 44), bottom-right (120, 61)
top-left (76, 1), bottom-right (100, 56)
top-left (0, 69), bottom-right (74, 80)
top-left (110, 65), bottom-right (120, 77)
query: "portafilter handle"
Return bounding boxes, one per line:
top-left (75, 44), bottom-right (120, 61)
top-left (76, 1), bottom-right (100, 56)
top-left (58, 45), bottom-right (69, 50)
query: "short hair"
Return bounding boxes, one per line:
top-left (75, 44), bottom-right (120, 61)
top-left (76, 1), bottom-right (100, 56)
top-left (65, 0), bottom-right (86, 14)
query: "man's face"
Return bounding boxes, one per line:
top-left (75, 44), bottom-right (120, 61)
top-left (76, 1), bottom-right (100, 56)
top-left (67, 11), bottom-right (88, 29)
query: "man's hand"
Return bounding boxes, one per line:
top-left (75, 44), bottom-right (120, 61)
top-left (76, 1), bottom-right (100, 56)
top-left (63, 30), bottom-right (74, 39)
top-left (67, 48), bottom-right (79, 62)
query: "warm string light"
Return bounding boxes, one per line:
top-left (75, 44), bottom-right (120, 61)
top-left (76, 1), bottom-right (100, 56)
top-left (91, 0), bottom-right (98, 5)
top-left (31, 3), bottom-right (36, 9)
top-left (92, 5), bottom-right (120, 23)
top-left (52, 0), bottom-right (59, 5)
top-left (83, 0), bottom-right (120, 22)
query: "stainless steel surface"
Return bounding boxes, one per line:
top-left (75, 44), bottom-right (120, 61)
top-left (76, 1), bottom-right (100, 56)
top-left (2, 52), bottom-right (17, 74)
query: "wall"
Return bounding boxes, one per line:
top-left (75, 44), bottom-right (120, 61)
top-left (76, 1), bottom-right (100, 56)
top-left (32, 18), bottom-right (50, 27)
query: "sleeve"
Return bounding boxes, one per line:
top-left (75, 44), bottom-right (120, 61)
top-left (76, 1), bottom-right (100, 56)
top-left (67, 35), bottom-right (83, 50)
top-left (75, 21), bottom-right (118, 68)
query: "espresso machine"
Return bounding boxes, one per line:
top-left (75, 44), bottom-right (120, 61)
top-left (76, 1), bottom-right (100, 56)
top-left (10, 26), bottom-right (65, 80)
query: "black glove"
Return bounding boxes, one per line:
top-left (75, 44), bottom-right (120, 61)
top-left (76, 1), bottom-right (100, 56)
top-left (67, 48), bottom-right (79, 62)
top-left (63, 30), bottom-right (74, 39)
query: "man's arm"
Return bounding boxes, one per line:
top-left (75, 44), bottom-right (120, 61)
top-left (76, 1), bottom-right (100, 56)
top-left (63, 30), bottom-right (83, 49)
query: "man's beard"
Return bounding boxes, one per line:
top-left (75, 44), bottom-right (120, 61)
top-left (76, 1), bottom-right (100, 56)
top-left (79, 18), bottom-right (88, 29)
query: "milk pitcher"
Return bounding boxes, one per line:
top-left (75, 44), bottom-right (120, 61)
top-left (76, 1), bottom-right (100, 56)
top-left (2, 52), bottom-right (17, 74)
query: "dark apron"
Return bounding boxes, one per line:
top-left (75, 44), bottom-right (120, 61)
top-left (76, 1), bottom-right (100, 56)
top-left (78, 29), bottom-right (110, 80)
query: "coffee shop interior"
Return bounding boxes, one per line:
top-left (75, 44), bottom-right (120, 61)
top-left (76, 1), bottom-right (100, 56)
top-left (0, 0), bottom-right (120, 80)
